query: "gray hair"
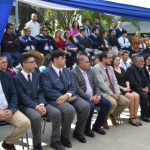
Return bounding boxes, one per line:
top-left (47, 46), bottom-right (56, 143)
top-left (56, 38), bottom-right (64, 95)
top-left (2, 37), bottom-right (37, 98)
top-left (77, 55), bottom-right (85, 66)
top-left (133, 55), bottom-right (143, 63)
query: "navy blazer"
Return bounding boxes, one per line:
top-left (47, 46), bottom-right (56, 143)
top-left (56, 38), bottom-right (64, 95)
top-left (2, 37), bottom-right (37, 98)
top-left (0, 71), bottom-right (18, 110)
top-left (13, 72), bottom-right (47, 114)
top-left (74, 33), bottom-right (92, 51)
top-left (35, 34), bottom-right (56, 53)
top-left (115, 27), bottom-right (125, 39)
top-left (41, 66), bottom-right (80, 106)
top-left (19, 35), bottom-right (37, 53)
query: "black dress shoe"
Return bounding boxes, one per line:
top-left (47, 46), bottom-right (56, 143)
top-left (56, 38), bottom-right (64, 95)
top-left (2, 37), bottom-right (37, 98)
top-left (83, 129), bottom-right (95, 138)
top-left (137, 122), bottom-right (142, 126)
top-left (92, 124), bottom-right (106, 135)
top-left (33, 143), bottom-right (43, 150)
top-left (73, 131), bottom-right (86, 143)
top-left (140, 116), bottom-right (150, 122)
top-left (60, 136), bottom-right (72, 148)
top-left (129, 118), bottom-right (139, 127)
top-left (50, 141), bottom-right (66, 150)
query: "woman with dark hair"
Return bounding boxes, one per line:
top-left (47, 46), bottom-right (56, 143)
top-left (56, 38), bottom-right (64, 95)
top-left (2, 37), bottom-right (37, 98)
top-left (90, 55), bottom-right (99, 67)
top-left (54, 29), bottom-right (74, 68)
top-left (99, 30), bottom-right (112, 51)
top-left (70, 21), bottom-right (79, 39)
top-left (143, 53), bottom-right (150, 83)
top-left (0, 55), bottom-right (16, 77)
top-left (39, 53), bottom-right (52, 72)
top-left (111, 55), bottom-right (141, 127)
top-left (63, 30), bottom-right (78, 58)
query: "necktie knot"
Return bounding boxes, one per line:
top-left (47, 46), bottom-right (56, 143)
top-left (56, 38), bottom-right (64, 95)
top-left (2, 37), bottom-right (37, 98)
top-left (27, 74), bottom-right (32, 86)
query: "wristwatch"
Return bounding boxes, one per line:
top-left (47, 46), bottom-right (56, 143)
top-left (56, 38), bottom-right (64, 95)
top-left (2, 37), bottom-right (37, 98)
top-left (10, 109), bottom-right (17, 114)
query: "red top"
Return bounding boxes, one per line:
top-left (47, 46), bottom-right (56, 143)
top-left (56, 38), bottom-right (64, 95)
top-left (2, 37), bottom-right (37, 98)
top-left (54, 38), bottom-right (66, 50)
top-left (6, 68), bottom-right (16, 77)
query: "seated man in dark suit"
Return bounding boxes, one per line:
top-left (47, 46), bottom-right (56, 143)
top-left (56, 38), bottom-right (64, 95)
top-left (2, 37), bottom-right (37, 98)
top-left (0, 59), bottom-right (30, 150)
top-left (72, 55), bottom-right (111, 137)
top-left (107, 21), bottom-right (118, 38)
top-left (35, 27), bottom-right (56, 56)
top-left (74, 26), bottom-right (98, 59)
top-left (126, 55), bottom-right (150, 122)
top-left (108, 29), bottom-right (122, 52)
top-left (19, 27), bottom-right (44, 67)
top-left (89, 26), bottom-right (104, 53)
top-left (41, 50), bottom-right (90, 148)
top-left (13, 53), bottom-right (65, 150)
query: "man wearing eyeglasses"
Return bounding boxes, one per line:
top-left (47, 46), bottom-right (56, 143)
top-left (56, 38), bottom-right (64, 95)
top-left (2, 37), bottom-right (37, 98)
top-left (19, 27), bottom-right (44, 67)
top-left (92, 51), bottom-right (130, 129)
top-left (1, 23), bottom-right (21, 69)
top-left (35, 27), bottom-right (56, 56)
top-left (13, 53), bottom-right (65, 150)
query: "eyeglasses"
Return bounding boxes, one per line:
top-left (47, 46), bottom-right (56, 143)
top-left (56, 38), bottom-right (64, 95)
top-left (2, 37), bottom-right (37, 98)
top-left (43, 30), bottom-right (48, 32)
top-left (57, 32), bottom-right (61, 35)
top-left (25, 61), bottom-right (36, 64)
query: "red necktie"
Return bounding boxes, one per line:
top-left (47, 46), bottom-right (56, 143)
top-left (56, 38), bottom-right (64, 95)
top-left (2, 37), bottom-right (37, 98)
top-left (105, 69), bottom-right (114, 93)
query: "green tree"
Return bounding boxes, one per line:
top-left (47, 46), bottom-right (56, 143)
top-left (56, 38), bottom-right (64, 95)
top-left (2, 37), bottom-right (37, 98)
top-left (81, 10), bottom-right (114, 30)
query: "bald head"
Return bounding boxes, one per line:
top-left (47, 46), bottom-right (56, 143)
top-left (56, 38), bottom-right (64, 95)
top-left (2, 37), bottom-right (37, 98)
top-left (31, 13), bottom-right (37, 22)
top-left (77, 55), bottom-right (90, 71)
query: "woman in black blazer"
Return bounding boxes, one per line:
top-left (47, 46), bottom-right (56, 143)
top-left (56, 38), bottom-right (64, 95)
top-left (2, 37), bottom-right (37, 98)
top-left (143, 53), bottom-right (150, 83)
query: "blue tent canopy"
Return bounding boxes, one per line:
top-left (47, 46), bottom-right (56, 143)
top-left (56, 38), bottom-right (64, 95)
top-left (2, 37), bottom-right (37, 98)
top-left (0, 0), bottom-right (150, 43)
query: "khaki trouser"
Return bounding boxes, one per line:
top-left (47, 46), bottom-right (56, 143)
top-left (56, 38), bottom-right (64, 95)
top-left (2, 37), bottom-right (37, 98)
top-left (27, 50), bottom-right (44, 67)
top-left (105, 95), bottom-right (130, 120)
top-left (4, 110), bottom-right (30, 145)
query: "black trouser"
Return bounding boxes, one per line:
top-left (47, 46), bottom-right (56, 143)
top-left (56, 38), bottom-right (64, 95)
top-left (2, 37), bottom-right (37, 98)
top-left (135, 90), bottom-right (150, 117)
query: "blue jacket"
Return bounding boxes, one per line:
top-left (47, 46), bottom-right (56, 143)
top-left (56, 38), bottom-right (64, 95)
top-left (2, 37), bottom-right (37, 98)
top-left (0, 71), bottom-right (18, 110)
top-left (41, 66), bottom-right (80, 106)
top-left (35, 34), bottom-right (56, 53)
top-left (115, 27), bottom-right (125, 39)
top-left (19, 35), bottom-right (37, 53)
top-left (13, 72), bottom-right (47, 114)
top-left (88, 34), bottom-right (103, 49)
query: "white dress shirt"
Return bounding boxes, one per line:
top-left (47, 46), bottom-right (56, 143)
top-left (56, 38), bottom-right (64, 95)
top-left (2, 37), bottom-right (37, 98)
top-left (146, 66), bottom-right (150, 76)
top-left (78, 68), bottom-right (93, 99)
top-left (119, 60), bottom-right (131, 72)
top-left (118, 36), bottom-right (131, 48)
top-left (0, 81), bottom-right (8, 110)
top-left (21, 69), bottom-right (44, 109)
top-left (118, 26), bottom-right (123, 32)
top-left (25, 36), bottom-right (35, 50)
top-left (52, 64), bottom-right (72, 97)
top-left (84, 25), bottom-right (90, 37)
top-left (26, 20), bottom-right (40, 37)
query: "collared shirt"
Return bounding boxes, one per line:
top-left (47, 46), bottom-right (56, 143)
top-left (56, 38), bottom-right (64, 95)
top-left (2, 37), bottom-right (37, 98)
top-left (21, 69), bottom-right (44, 109)
top-left (79, 33), bottom-right (84, 39)
top-left (52, 64), bottom-right (72, 97)
top-left (78, 68), bottom-right (93, 100)
top-left (25, 36), bottom-right (35, 50)
top-left (119, 60), bottom-right (131, 72)
top-left (0, 81), bottom-right (8, 109)
top-left (118, 36), bottom-right (131, 48)
top-left (146, 66), bottom-right (150, 76)
top-left (118, 26), bottom-right (123, 32)
top-left (91, 33), bottom-right (97, 38)
top-left (84, 25), bottom-right (90, 37)
top-left (26, 20), bottom-right (40, 37)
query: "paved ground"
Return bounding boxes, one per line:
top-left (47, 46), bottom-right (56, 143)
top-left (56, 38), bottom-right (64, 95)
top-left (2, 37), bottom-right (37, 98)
top-left (0, 107), bottom-right (150, 150)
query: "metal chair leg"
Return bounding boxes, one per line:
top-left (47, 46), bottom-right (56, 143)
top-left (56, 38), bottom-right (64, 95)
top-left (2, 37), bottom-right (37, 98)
top-left (119, 115), bottom-right (121, 125)
top-left (21, 137), bottom-right (25, 150)
top-left (43, 118), bottom-right (47, 134)
top-left (25, 132), bottom-right (29, 150)
top-left (41, 118), bottom-right (44, 133)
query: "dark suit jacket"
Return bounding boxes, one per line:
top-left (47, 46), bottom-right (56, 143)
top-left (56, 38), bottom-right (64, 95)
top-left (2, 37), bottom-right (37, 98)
top-left (115, 27), bottom-right (125, 39)
top-left (143, 69), bottom-right (150, 84)
top-left (0, 71), bottom-right (18, 110)
top-left (72, 67), bottom-right (101, 100)
top-left (108, 37), bottom-right (121, 50)
top-left (35, 34), bottom-right (56, 53)
top-left (126, 64), bottom-right (149, 92)
top-left (107, 28), bottom-right (118, 38)
top-left (74, 33), bottom-right (92, 51)
top-left (13, 72), bottom-right (47, 113)
top-left (19, 35), bottom-right (37, 53)
top-left (41, 66), bottom-right (80, 106)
